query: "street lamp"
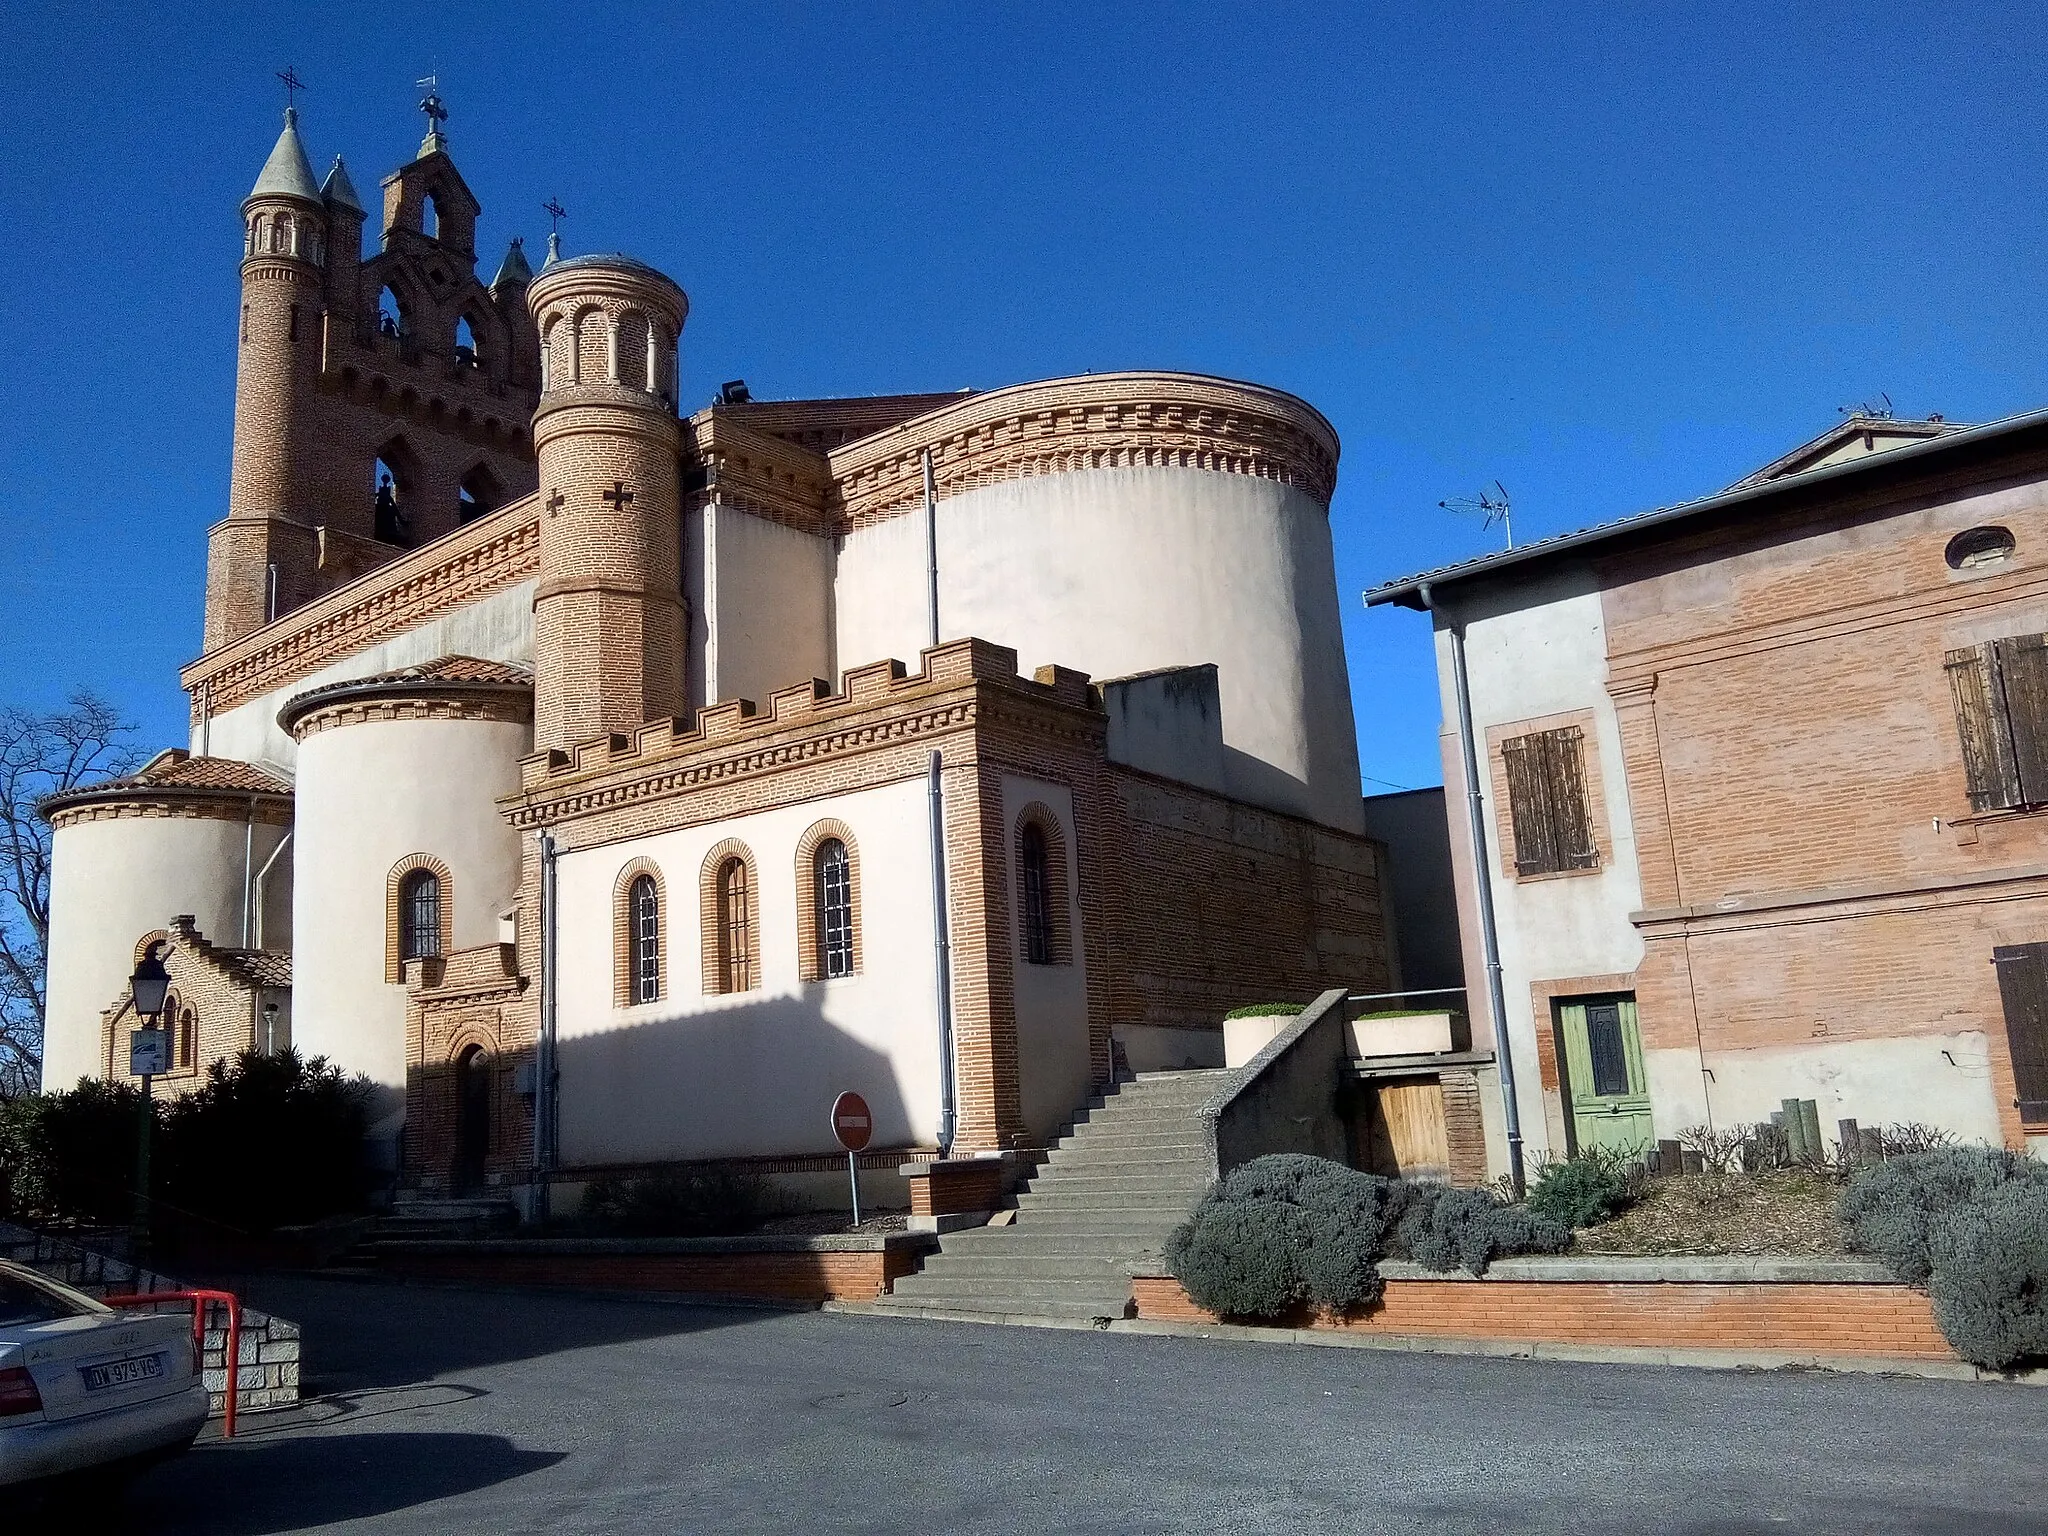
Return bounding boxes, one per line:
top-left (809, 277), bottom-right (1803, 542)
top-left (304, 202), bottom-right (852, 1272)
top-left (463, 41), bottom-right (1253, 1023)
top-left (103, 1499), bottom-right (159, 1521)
top-left (129, 944), bottom-right (171, 1249)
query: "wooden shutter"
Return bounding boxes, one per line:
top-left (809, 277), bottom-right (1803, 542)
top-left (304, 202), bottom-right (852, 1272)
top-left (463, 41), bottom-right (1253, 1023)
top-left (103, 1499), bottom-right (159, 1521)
top-left (1503, 727), bottom-right (1598, 875)
top-left (1502, 734), bottom-right (1557, 875)
top-left (1993, 943), bottom-right (2048, 1123)
top-left (1947, 644), bottom-right (2022, 811)
top-left (1996, 635), bottom-right (2048, 805)
top-left (1547, 728), bottom-right (1599, 870)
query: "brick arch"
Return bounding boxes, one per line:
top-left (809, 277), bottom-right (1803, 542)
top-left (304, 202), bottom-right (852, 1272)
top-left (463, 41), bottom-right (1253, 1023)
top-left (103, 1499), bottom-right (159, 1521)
top-left (443, 1017), bottom-right (502, 1063)
top-left (795, 819), bottom-right (863, 983)
top-left (1014, 801), bottom-right (1073, 967)
top-left (612, 856), bottom-right (668, 1007)
top-left (699, 838), bottom-right (761, 996)
top-left (385, 853), bottom-right (454, 982)
top-left (572, 304), bottom-right (609, 385)
top-left (132, 929), bottom-right (171, 968)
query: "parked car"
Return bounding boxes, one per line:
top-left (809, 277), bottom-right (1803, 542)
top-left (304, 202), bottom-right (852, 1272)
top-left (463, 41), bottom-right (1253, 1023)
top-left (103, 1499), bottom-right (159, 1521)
top-left (0, 1259), bottom-right (210, 1491)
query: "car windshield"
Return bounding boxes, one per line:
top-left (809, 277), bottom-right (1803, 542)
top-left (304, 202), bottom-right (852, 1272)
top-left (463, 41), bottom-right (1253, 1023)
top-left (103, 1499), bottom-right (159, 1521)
top-left (0, 1272), bottom-right (96, 1328)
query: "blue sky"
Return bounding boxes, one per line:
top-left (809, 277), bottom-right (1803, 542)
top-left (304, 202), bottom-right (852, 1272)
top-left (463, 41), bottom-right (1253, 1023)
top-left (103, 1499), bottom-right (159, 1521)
top-left (1, 2), bottom-right (2041, 792)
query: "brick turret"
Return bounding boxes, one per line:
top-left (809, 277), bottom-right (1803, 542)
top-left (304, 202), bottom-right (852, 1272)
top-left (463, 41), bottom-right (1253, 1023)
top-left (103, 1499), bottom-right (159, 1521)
top-left (526, 254), bottom-right (689, 750)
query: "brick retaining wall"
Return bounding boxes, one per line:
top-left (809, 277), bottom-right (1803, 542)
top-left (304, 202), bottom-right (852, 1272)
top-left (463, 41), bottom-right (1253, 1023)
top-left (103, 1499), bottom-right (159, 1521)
top-left (1130, 1257), bottom-right (1956, 1362)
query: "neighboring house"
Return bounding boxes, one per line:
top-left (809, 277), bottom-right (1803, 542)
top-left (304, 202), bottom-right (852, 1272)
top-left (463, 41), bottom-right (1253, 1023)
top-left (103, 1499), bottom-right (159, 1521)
top-left (38, 101), bottom-right (1393, 1208)
top-left (1361, 787), bottom-right (1466, 998)
top-left (1368, 409), bottom-right (2048, 1173)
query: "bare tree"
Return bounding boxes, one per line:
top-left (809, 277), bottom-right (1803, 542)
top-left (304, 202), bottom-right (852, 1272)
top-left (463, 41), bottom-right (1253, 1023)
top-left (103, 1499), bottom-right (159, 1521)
top-left (0, 693), bottom-right (138, 1095)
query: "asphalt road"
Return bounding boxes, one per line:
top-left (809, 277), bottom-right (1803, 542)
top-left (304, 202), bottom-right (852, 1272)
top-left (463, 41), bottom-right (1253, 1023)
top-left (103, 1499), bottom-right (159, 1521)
top-left (59, 1275), bottom-right (2048, 1534)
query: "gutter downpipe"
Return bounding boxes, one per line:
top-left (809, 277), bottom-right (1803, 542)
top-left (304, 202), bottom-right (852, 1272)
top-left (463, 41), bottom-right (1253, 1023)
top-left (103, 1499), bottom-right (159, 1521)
top-left (240, 800), bottom-right (257, 947)
top-left (536, 830), bottom-right (560, 1224)
top-left (1420, 581), bottom-right (1525, 1194)
top-left (924, 448), bottom-right (960, 1155)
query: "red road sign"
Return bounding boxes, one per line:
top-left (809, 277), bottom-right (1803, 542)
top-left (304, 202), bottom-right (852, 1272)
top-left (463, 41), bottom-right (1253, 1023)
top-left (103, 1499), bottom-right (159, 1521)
top-left (831, 1091), bottom-right (873, 1153)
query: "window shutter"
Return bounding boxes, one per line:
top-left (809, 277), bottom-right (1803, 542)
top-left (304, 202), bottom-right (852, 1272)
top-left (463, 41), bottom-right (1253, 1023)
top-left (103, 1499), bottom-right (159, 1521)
top-left (1946, 644), bottom-right (2021, 812)
top-left (1996, 635), bottom-right (2048, 805)
top-left (1993, 943), bottom-right (2048, 1123)
top-left (1549, 727), bottom-right (1599, 870)
top-left (1502, 735), bottom-right (1556, 875)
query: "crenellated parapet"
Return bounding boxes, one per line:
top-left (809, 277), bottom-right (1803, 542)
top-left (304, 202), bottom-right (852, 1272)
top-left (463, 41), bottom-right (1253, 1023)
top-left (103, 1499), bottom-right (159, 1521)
top-left (502, 636), bottom-right (1102, 829)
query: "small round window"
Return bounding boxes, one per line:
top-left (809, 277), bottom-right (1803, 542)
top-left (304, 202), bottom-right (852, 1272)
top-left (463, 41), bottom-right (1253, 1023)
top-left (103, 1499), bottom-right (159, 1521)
top-left (1945, 526), bottom-right (2015, 571)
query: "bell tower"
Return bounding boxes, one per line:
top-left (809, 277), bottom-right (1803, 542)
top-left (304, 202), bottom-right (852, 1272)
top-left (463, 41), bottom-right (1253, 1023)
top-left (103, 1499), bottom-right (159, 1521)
top-left (526, 254), bottom-right (688, 750)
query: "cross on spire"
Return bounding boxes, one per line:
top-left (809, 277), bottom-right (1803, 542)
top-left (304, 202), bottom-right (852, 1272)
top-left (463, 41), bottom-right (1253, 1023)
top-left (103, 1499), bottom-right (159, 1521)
top-left (542, 197), bottom-right (567, 264)
top-left (602, 481), bottom-right (634, 515)
top-left (416, 73), bottom-right (448, 150)
top-left (276, 65), bottom-right (307, 112)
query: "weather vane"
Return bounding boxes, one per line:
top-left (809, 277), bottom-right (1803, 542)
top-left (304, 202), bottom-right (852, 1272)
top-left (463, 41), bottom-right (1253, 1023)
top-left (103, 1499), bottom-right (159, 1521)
top-left (1440, 481), bottom-right (1514, 550)
top-left (276, 65), bottom-right (306, 112)
top-left (542, 197), bottom-right (567, 262)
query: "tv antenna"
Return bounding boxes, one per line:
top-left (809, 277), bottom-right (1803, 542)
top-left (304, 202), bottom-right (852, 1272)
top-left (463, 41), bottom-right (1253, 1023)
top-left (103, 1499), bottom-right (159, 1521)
top-left (1839, 392), bottom-right (1894, 420)
top-left (1440, 481), bottom-right (1513, 550)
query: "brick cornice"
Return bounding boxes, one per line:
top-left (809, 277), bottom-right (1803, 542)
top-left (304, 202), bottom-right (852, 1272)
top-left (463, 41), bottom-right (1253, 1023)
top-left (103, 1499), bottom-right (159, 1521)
top-left (826, 372), bottom-right (1341, 527)
top-left (684, 415), bottom-right (834, 536)
top-left (287, 689), bottom-right (533, 740)
top-left (182, 497), bottom-right (541, 716)
top-left (46, 791), bottom-right (292, 831)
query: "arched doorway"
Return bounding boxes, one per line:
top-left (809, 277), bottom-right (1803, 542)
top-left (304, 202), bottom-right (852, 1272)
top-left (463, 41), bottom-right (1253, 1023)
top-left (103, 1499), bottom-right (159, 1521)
top-left (454, 1044), bottom-right (490, 1193)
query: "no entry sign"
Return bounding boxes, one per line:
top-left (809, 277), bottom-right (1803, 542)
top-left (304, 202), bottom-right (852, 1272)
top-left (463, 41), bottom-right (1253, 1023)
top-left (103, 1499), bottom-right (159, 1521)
top-left (831, 1091), bottom-right (874, 1153)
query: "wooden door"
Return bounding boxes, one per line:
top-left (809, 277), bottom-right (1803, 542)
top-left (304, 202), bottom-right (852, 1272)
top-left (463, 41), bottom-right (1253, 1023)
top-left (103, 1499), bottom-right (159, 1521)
top-left (455, 1045), bottom-right (491, 1192)
top-left (1363, 1078), bottom-right (1450, 1181)
top-left (1557, 997), bottom-right (1653, 1156)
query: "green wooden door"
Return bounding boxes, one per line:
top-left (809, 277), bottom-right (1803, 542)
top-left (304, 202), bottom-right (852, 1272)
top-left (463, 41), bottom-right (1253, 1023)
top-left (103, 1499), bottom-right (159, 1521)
top-left (1557, 997), bottom-right (1654, 1155)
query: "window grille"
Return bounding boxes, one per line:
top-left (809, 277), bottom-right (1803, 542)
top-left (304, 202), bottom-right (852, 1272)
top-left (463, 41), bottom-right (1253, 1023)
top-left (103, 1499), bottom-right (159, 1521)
top-left (400, 870), bottom-right (442, 961)
top-left (1947, 635), bottom-right (2048, 812)
top-left (1020, 824), bottom-right (1055, 965)
top-left (1501, 726), bottom-right (1599, 876)
top-left (718, 858), bottom-right (753, 993)
top-left (631, 875), bottom-right (660, 1003)
top-left (816, 840), bottom-right (854, 979)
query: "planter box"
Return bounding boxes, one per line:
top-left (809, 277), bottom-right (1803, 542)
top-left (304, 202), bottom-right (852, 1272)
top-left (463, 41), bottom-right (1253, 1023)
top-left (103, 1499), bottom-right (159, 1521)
top-left (1129, 1256), bottom-right (1957, 1363)
top-left (369, 1231), bottom-right (939, 1305)
top-left (1347, 1011), bottom-right (1456, 1058)
top-left (1223, 1012), bottom-right (1298, 1068)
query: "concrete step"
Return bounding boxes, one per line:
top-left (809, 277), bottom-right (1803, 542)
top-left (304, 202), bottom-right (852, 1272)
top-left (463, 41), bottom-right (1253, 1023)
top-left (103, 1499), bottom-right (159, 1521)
top-left (886, 1275), bottom-right (1132, 1306)
top-left (1020, 1170), bottom-right (1211, 1194)
top-left (869, 1295), bottom-right (1128, 1321)
top-left (906, 1253), bottom-right (1135, 1281)
top-left (935, 1229), bottom-right (1164, 1256)
top-left (1050, 1130), bottom-right (1210, 1153)
top-left (1014, 1189), bottom-right (1205, 1212)
top-left (987, 1215), bottom-right (1187, 1238)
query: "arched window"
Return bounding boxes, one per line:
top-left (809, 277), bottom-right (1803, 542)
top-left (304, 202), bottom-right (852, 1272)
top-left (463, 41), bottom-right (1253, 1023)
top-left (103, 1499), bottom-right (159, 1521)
top-left (455, 314), bottom-right (482, 371)
top-left (400, 868), bottom-right (442, 961)
top-left (631, 875), bottom-right (661, 1004)
top-left (816, 840), bottom-right (854, 979)
top-left (718, 858), bottom-right (753, 993)
top-left (175, 1006), bottom-right (196, 1073)
top-left (377, 285), bottom-right (408, 340)
top-left (1020, 824), bottom-right (1054, 965)
top-left (458, 464), bottom-right (500, 525)
top-left (270, 214), bottom-right (290, 253)
top-left (372, 442), bottom-right (416, 545)
top-left (424, 189), bottom-right (443, 240)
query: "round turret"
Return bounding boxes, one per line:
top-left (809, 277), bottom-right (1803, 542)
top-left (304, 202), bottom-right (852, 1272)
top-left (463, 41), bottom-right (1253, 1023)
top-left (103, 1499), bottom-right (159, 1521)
top-left (526, 254), bottom-right (690, 750)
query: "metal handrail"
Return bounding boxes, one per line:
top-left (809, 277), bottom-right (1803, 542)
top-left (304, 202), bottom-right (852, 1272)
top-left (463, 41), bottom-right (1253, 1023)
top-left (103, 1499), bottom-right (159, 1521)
top-left (102, 1288), bottom-right (242, 1438)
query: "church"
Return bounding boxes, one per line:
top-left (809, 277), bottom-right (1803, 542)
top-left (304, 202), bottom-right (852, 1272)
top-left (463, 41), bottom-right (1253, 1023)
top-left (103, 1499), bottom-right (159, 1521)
top-left (38, 97), bottom-right (1390, 1211)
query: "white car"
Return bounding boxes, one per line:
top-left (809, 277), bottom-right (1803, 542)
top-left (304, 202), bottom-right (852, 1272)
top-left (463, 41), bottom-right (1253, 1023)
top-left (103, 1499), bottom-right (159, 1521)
top-left (0, 1259), bottom-right (210, 1491)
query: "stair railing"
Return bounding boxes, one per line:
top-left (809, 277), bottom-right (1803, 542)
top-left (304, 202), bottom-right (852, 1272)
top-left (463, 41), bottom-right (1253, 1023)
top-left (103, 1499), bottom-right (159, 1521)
top-left (1196, 988), bottom-right (1354, 1181)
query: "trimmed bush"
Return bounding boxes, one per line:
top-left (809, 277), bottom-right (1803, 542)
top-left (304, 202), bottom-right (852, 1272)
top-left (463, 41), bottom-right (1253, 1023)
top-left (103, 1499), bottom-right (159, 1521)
top-left (1166, 1154), bottom-right (1396, 1319)
top-left (1526, 1152), bottom-right (1634, 1229)
top-left (1926, 1181), bottom-right (2048, 1371)
top-left (1395, 1184), bottom-right (1569, 1276)
top-left (160, 1051), bottom-right (372, 1233)
top-left (1223, 1003), bottom-right (1304, 1020)
top-left (1839, 1148), bottom-right (2048, 1286)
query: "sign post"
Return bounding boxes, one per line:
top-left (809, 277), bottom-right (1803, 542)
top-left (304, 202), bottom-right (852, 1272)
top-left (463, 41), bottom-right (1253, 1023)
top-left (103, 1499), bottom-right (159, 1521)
top-left (830, 1091), bottom-right (873, 1229)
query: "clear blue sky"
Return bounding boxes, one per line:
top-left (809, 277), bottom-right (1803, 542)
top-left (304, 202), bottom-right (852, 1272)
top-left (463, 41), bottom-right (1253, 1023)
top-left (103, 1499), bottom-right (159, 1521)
top-left (2, 2), bottom-right (2041, 792)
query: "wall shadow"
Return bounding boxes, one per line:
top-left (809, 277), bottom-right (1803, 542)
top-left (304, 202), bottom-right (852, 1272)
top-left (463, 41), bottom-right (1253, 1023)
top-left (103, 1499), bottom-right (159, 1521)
top-left (105, 1431), bottom-right (565, 1535)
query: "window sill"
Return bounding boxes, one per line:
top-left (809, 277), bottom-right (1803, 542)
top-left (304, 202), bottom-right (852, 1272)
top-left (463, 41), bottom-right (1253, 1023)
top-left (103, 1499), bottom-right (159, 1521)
top-left (1509, 863), bottom-right (1604, 886)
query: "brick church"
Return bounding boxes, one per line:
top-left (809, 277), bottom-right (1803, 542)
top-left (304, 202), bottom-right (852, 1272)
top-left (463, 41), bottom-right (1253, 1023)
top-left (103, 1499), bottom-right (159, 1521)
top-left (39, 98), bottom-right (1391, 1209)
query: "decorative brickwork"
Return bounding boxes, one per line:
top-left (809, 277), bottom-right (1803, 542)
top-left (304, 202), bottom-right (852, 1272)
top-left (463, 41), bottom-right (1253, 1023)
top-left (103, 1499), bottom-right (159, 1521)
top-left (697, 838), bottom-right (762, 996)
top-left (1012, 800), bottom-right (1074, 967)
top-left (281, 656), bottom-right (533, 739)
top-left (402, 942), bottom-right (532, 1191)
top-left (611, 856), bottom-right (667, 1007)
top-left (793, 818), bottom-right (863, 982)
top-left (95, 917), bottom-right (290, 1098)
top-left (42, 750), bottom-right (293, 830)
top-left (384, 853), bottom-right (454, 983)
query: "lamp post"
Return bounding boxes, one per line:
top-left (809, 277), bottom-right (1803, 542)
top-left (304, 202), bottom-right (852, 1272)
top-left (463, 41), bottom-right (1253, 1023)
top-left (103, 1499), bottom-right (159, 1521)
top-left (129, 945), bottom-right (171, 1249)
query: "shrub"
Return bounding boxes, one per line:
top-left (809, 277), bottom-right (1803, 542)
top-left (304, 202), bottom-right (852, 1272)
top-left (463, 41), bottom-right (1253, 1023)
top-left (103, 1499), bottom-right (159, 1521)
top-left (0, 1094), bottom-right (47, 1219)
top-left (1394, 1184), bottom-right (1569, 1275)
top-left (1526, 1152), bottom-right (1634, 1229)
top-left (31, 1079), bottom-right (152, 1226)
top-left (1839, 1147), bottom-right (2048, 1286)
top-left (1926, 1182), bottom-right (2048, 1371)
top-left (580, 1166), bottom-right (772, 1238)
top-left (1166, 1154), bottom-right (1397, 1319)
top-left (1223, 1003), bottom-right (1304, 1020)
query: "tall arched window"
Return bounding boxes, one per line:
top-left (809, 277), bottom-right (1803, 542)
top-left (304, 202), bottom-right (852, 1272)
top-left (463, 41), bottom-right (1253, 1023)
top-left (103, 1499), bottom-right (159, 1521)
top-left (631, 875), bottom-right (660, 1004)
top-left (175, 1006), bottom-right (196, 1073)
top-left (1020, 823), bottom-right (1055, 965)
top-left (400, 868), bottom-right (442, 961)
top-left (718, 857), bottom-right (754, 993)
top-left (815, 839), bottom-right (854, 979)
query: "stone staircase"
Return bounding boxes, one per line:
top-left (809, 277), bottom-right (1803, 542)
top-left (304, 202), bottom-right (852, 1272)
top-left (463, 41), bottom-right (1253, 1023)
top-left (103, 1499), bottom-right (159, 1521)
top-left (871, 1068), bottom-right (1226, 1322)
top-left (328, 1193), bottom-right (520, 1269)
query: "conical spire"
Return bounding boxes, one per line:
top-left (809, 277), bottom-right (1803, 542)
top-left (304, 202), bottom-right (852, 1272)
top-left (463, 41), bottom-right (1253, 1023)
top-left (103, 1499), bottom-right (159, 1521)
top-left (491, 236), bottom-right (534, 290)
top-left (320, 155), bottom-right (364, 215)
top-left (248, 107), bottom-right (321, 203)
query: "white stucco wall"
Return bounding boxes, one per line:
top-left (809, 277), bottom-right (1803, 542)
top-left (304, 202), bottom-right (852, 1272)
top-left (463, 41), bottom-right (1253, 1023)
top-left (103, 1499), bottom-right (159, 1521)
top-left (197, 579), bottom-right (535, 771)
top-left (553, 778), bottom-right (945, 1167)
top-left (1002, 775), bottom-right (1093, 1143)
top-left (835, 467), bottom-right (1364, 832)
top-left (693, 505), bottom-right (833, 710)
top-left (290, 714), bottom-right (530, 1147)
top-left (1101, 665), bottom-right (1227, 796)
top-left (1441, 573), bottom-right (1646, 1158)
top-left (42, 814), bottom-right (291, 1091)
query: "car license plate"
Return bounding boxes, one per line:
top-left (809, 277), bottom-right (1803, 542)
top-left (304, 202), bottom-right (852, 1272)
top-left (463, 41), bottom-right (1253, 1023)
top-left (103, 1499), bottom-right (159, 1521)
top-left (80, 1354), bottom-right (164, 1392)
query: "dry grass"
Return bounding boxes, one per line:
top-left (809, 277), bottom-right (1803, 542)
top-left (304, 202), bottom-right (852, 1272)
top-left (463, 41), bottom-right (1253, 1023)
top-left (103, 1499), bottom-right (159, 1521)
top-left (1571, 1171), bottom-right (1848, 1257)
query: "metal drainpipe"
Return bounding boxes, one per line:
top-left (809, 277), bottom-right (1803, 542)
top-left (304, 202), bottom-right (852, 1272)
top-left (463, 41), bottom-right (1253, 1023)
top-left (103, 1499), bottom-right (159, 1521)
top-left (536, 830), bottom-right (560, 1223)
top-left (1420, 582), bottom-right (1526, 1194)
top-left (928, 750), bottom-right (958, 1156)
top-left (240, 800), bottom-right (257, 947)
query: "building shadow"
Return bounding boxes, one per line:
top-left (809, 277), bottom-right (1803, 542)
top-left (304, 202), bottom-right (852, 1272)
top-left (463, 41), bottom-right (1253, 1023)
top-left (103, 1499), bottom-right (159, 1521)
top-left (58, 1432), bottom-right (565, 1535)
